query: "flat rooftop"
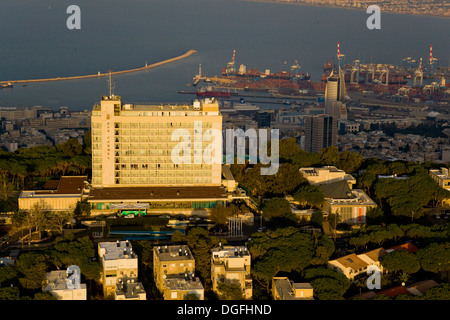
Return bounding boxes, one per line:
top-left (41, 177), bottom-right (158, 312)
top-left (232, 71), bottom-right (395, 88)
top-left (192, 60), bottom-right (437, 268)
top-left (154, 245), bottom-right (194, 261)
top-left (89, 186), bottom-right (228, 202)
top-left (20, 176), bottom-right (88, 198)
top-left (165, 274), bottom-right (204, 291)
top-left (99, 240), bottom-right (136, 260)
top-left (45, 270), bottom-right (86, 291)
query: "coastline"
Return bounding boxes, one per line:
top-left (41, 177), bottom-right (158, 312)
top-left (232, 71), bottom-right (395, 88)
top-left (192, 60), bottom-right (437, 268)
top-left (0, 50), bottom-right (198, 85)
top-left (241, 0), bottom-right (450, 19)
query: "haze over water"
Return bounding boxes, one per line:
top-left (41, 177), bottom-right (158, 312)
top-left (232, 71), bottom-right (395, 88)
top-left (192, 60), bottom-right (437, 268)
top-left (0, 0), bottom-right (449, 110)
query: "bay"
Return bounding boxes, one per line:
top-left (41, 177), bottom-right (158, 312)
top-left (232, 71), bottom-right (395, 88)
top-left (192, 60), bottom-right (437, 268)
top-left (0, 0), bottom-right (448, 110)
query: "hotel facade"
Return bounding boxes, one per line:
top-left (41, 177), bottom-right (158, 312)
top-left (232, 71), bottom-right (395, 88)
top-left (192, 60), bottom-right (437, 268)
top-left (88, 95), bottom-right (233, 216)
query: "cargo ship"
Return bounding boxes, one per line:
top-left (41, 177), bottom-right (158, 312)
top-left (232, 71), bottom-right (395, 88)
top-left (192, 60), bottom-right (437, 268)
top-left (221, 50), bottom-right (310, 81)
top-left (196, 86), bottom-right (232, 98)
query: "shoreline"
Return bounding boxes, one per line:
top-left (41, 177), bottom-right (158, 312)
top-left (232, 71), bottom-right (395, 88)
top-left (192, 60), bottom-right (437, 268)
top-left (0, 50), bottom-right (198, 85)
top-left (241, 0), bottom-right (450, 19)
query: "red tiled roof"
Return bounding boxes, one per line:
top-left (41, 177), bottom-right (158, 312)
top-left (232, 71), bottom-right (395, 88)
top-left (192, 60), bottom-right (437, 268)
top-left (388, 243), bottom-right (419, 253)
top-left (377, 286), bottom-right (409, 297)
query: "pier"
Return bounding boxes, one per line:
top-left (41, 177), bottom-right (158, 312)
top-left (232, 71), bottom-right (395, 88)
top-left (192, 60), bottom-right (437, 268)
top-left (0, 49), bottom-right (197, 85)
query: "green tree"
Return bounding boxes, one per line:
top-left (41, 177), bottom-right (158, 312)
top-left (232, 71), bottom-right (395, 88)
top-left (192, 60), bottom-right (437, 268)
top-left (381, 250), bottom-right (420, 277)
top-left (74, 199), bottom-right (91, 216)
top-left (217, 282), bottom-right (244, 300)
top-left (248, 227), bottom-right (328, 292)
top-left (416, 242), bottom-right (450, 274)
top-left (261, 197), bottom-right (292, 221)
top-left (0, 265), bottom-right (18, 286)
top-left (183, 292), bottom-right (201, 300)
top-left (0, 287), bottom-right (19, 300)
top-left (310, 211), bottom-right (323, 228)
top-left (15, 252), bottom-right (49, 290)
top-left (293, 185), bottom-right (324, 208)
top-left (302, 267), bottom-right (350, 300)
top-left (209, 204), bottom-right (233, 227)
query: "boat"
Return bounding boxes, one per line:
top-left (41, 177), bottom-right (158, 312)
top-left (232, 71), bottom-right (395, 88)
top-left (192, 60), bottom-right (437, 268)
top-left (196, 86), bottom-right (231, 98)
top-left (0, 82), bottom-right (13, 89)
top-left (220, 101), bottom-right (260, 113)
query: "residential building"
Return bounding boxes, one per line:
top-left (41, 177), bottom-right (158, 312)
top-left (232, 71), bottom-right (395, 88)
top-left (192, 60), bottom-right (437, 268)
top-left (328, 248), bottom-right (387, 282)
top-left (44, 270), bottom-right (87, 300)
top-left (304, 114), bottom-right (337, 153)
top-left (211, 245), bottom-right (252, 299)
top-left (272, 277), bottom-right (313, 300)
top-left (98, 240), bottom-right (139, 296)
top-left (163, 273), bottom-right (205, 300)
top-left (18, 176), bottom-right (89, 212)
top-left (153, 245), bottom-right (196, 295)
top-left (115, 276), bottom-right (147, 300)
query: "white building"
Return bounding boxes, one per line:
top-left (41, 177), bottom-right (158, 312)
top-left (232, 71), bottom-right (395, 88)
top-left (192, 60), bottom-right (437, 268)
top-left (44, 270), bottom-right (87, 300)
top-left (98, 240), bottom-right (140, 296)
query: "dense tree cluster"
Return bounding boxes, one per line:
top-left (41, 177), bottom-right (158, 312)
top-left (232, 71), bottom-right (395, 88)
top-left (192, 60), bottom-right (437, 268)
top-left (247, 227), bottom-right (334, 293)
top-left (0, 235), bottom-right (100, 300)
top-left (0, 134), bottom-right (91, 192)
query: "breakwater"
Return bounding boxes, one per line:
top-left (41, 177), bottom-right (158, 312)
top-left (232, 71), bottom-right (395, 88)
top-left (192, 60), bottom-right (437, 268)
top-left (0, 49), bottom-right (197, 85)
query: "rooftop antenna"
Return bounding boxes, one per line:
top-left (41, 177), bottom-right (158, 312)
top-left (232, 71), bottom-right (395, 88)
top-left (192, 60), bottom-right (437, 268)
top-left (107, 71), bottom-right (115, 97)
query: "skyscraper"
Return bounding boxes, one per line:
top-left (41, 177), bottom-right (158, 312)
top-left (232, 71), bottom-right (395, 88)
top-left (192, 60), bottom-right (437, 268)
top-left (324, 68), bottom-right (347, 120)
top-left (304, 114), bottom-right (337, 153)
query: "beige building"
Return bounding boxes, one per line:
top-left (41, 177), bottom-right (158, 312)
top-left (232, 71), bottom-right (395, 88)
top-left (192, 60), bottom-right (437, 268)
top-left (300, 166), bottom-right (375, 224)
top-left (87, 94), bottom-right (235, 216)
top-left (429, 168), bottom-right (450, 205)
top-left (98, 240), bottom-right (140, 296)
top-left (44, 270), bottom-right (87, 300)
top-left (271, 277), bottom-right (313, 300)
top-left (211, 245), bottom-right (252, 299)
top-left (328, 248), bottom-right (387, 282)
top-left (115, 276), bottom-right (147, 300)
top-left (153, 245), bottom-right (197, 296)
top-left (163, 273), bottom-right (204, 300)
top-left (18, 176), bottom-right (89, 212)
top-left (299, 166), bottom-right (356, 187)
top-left (90, 95), bottom-right (222, 188)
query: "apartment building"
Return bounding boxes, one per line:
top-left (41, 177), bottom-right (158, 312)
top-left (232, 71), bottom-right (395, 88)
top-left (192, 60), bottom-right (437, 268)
top-left (98, 240), bottom-right (139, 296)
top-left (153, 245), bottom-right (197, 296)
top-left (44, 270), bottom-right (87, 300)
top-left (163, 273), bottom-right (204, 300)
top-left (211, 245), bottom-right (252, 299)
top-left (115, 276), bottom-right (147, 300)
top-left (272, 277), bottom-right (313, 300)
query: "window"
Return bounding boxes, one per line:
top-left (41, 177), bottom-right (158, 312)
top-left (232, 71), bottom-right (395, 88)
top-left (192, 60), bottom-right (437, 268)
top-left (171, 292), bottom-right (177, 299)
